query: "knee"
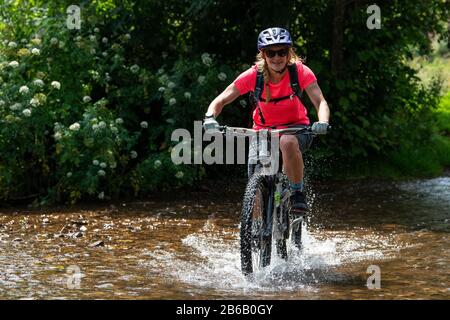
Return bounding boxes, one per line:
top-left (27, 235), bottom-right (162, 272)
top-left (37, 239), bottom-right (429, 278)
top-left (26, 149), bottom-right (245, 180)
top-left (280, 135), bottom-right (300, 154)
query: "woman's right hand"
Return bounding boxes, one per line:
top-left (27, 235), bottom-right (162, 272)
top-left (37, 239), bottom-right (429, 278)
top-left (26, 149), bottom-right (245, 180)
top-left (203, 115), bottom-right (220, 133)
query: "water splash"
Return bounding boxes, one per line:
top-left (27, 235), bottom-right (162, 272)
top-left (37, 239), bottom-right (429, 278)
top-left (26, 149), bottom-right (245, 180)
top-left (142, 217), bottom-right (401, 294)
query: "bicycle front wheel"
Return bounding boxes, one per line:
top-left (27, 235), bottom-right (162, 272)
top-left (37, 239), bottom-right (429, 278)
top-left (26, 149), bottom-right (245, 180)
top-left (240, 173), bottom-right (272, 276)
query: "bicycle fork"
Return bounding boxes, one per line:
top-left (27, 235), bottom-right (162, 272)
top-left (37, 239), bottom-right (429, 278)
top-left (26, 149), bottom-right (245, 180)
top-left (273, 182), bottom-right (289, 241)
top-left (274, 181), bottom-right (304, 245)
top-left (289, 217), bottom-right (303, 241)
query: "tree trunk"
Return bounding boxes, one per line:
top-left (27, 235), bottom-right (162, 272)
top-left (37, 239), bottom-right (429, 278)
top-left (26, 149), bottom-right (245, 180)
top-left (258, 0), bottom-right (295, 29)
top-left (332, 0), bottom-right (346, 76)
top-left (448, 18), bottom-right (450, 50)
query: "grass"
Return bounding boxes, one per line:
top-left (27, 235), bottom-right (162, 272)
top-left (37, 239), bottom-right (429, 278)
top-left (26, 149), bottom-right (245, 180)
top-left (435, 91), bottom-right (450, 134)
top-left (409, 39), bottom-right (450, 94)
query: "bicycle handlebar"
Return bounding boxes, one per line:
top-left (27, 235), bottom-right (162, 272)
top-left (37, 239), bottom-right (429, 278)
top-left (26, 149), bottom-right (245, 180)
top-left (216, 125), bottom-right (331, 137)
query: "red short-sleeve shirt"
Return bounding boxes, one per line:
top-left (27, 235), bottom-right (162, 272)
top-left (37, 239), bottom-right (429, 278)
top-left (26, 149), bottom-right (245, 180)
top-left (233, 61), bottom-right (317, 129)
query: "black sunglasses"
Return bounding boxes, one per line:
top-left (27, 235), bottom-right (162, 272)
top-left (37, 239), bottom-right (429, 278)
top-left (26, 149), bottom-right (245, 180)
top-left (265, 48), bottom-right (289, 58)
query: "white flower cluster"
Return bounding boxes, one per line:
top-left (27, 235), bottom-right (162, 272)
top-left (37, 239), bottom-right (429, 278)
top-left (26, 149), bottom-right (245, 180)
top-left (69, 122), bottom-right (80, 131)
top-left (218, 72), bottom-right (227, 81)
top-left (54, 122), bottom-right (63, 131)
top-left (33, 79), bottom-right (44, 87)
top-left (8, 61), bottom-right (19, 68)
top-left (130, 64), bottom-right (140, 74)
top-left (167, 81), bottom-right (176, 89)
top-left (30, 98), bottom-right (40, 107)
top-left (175, 171), bottom-right (184, 179)
top-left (19, 86), bottom-right (29, 94)
top-left (198, 75), bottom-right (206, 85)
top-left (54, 132), bottom-right (62, 140)
top-left (154, 160), bottom-right (162, 169)
top-left (51, 81), bottom-right (61, 90)
top-left (22, 109), bottom-right (32, 117)
top-left (10, 103), bottom-right (22, 111)
top-left (98, 170), bottom-right (106, 176)
top-left (201, 53), bottom-right (212, 66)
top-left (140, 121), bottom-right (148, 129)
top-left (90, 70), bottom-right (100, 80)
top-left (95, 121), bottom-right (107, 130)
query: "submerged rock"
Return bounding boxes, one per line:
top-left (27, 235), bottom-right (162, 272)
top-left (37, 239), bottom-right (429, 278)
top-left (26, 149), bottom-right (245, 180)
top-left (71, 220), bottom-right (88, 226)
top-left (88, 240), bottom-right (104, 247)
top-left (69, 232), bottom-right (83, 238)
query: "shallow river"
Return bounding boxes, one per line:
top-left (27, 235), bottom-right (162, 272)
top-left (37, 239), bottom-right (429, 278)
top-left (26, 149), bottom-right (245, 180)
top-left (0, 177), bottom-right (449, 299)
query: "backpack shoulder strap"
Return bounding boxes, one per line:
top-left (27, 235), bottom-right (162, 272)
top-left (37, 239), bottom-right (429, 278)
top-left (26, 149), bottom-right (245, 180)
top-left (288, 63), bottom-right (303, 100)
top-left (248, 70), bottom-right (266, 125)
top-left (254, 70), bottom-right (264, 101)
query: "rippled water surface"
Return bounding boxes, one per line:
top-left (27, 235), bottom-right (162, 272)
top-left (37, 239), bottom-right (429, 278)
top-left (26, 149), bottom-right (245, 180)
top-left (0, 177), bottom-right (449, 299)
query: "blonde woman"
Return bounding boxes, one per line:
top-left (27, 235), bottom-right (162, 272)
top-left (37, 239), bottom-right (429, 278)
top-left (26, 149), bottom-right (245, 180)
top-left (204, 27), bottom-right (330, 214)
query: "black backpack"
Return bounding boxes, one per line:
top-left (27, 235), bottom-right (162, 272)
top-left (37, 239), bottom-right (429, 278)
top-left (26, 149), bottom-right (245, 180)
top-left (249, 63), bottom-right (304, 126)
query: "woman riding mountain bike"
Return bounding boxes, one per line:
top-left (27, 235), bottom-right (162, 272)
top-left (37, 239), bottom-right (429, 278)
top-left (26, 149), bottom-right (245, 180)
top-left (203, 27), bottom-right (331, 215)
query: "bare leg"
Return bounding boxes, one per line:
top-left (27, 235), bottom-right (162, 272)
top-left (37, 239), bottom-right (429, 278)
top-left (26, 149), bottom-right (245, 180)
top-left (279, 135), bottom-right (303, 183)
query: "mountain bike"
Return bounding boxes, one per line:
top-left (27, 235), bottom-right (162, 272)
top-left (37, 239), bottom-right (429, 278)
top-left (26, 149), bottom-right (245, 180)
top-left (218, 125), bottom-right (326, 276)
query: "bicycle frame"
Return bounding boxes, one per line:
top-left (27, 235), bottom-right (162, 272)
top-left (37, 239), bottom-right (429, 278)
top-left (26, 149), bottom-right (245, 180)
top-left (219, 126), bottom-right (316, 263)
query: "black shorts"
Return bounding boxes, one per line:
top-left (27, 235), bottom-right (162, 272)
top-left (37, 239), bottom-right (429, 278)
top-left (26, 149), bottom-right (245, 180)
top-left (247, 131), bottom-right (314, 177)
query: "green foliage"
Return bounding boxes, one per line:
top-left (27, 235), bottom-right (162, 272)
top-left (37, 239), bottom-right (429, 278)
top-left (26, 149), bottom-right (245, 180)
top-left (410, 39), bottom-right (450, 93)
top-left (0, 0), bottom-right (448, 203)
top-left (302, 1), bottom-right (448, 162)
top-left (435, 91), bottom-right (450, 134)
top-left (0, 1), bottom-right (200, 203)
